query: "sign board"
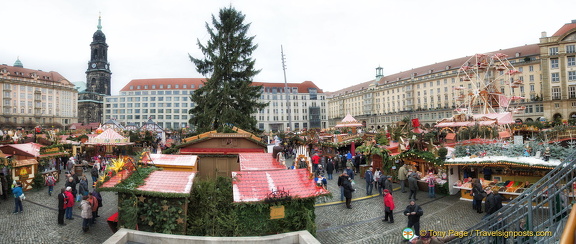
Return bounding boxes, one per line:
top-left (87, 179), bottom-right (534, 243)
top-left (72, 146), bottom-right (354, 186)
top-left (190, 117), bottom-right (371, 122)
top-left (270, 205), bottom-right (285, 219)
top-left (514, 135), bottom-right (523, 145)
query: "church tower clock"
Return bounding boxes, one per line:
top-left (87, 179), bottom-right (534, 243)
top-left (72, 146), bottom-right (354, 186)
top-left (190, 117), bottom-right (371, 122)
top-left (78, 15), bottom-right (112, 125)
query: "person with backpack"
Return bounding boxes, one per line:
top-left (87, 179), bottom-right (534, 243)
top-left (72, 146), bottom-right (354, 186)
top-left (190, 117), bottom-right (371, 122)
top-left (45, 174), bottom-right (56, 196)
top-left (365, 167), bottom-right (374, 195)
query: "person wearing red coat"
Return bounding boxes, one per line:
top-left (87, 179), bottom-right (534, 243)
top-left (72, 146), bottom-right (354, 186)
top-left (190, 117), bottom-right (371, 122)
top-left (383, 189), bottom-right (395, 223)
top-left (64, 187), bottom-right (75, 220)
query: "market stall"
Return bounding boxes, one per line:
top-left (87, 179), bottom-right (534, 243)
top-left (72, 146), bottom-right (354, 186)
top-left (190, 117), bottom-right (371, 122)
top-left (446, 155), bottom-right (561, 201)
top-left (394, 150), bottom-right (448, 194)
top-left (83, 128), bottom-right (134, 158)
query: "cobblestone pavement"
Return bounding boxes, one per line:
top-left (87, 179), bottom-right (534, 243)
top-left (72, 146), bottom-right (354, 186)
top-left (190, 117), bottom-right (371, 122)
top-left (0, 171), bottom-right (117, 244)
top-left (314, 169), bottom-right (483, 243)
top-left (0, 163), bottom-right (483, 244)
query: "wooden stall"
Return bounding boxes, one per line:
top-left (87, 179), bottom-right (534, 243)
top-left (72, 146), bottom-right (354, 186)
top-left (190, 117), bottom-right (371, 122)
top-left (446, 156), bottom-right (560, 201)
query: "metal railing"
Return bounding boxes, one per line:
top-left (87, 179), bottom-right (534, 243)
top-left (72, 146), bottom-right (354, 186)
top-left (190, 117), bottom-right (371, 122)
top-left (457, 151), bottom-right (576, 244)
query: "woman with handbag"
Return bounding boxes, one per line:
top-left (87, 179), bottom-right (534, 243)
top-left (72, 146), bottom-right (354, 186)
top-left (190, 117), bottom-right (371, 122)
top-left (12, 182), bottom-right (23, 214)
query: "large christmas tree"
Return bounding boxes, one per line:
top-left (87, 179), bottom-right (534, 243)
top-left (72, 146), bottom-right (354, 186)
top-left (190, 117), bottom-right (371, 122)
top-left (189, 7), bottom-right (267, 133)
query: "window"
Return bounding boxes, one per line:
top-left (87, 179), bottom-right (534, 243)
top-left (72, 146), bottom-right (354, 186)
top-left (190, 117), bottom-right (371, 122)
top-left (550, 47), bottom-right (559, 55)
top-left (570, 86), bottom-right (576, 99)
top-left (529, 75), bottom-right (534, 82)
top-left (552, 87), bottom-right (561, 100)
top-left (567, 45), bottom-right (576, 54)
top-left (570, 71), bottom-right (576, 81)
top-left (529, 66), bottom-right (534, 72)
top-left (551, 59), bottom-right (559, 69)
top-left (552, 73), bottom-right (560, 82)
top-left (568, 56), bottom-right (576, 67)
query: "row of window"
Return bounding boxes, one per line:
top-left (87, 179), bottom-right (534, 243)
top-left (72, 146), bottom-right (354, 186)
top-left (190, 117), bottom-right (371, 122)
top-left (551, 70), bottom-right (576, 82)
top-left (128, 84), bottom-right (202, 90)
top-left (106, 114), bottom-right (187, 120)
top-left (550, 56), bottom-right (576, 69)
top-left (549, 45), bottom-right (576, 56)
top-left (106, 103), bottom-right (192, 108)
top-left (106, 108), bottom-right (189, 114)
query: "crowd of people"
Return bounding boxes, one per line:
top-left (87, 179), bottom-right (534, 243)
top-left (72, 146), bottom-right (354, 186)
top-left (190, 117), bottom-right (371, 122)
top-left (7, 154), bottom-right (105, 233)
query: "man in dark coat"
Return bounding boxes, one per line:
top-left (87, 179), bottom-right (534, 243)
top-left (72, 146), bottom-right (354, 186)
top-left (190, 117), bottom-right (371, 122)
top-left (342, 176), bottom-right (355, 209)
top-left (337, 172), bottom-right (348, 202)
top-left (365, 167), bottom-right (374, 195)
top-left (57, 188), bottom-right (66, 226)
top-left (404, 200), bottom-right (424, 237)
top-left (408, 173), bottom-right (419, 201)
top-left (65, 177), bottom-right (77, 199)
top-left (485, 188), bottom-right (503, 217)
top-left (326, 157), bottom-right (335, 180)
top-left (384, 175), bottom-right (394, 193)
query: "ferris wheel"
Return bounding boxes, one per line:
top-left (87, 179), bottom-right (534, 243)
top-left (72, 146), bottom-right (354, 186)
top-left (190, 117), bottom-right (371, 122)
top-left (453, 53), bottom-right (526, 115)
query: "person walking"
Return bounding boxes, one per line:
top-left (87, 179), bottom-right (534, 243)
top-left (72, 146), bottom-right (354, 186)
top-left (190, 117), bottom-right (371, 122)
top-left (326, 157), bottom-right (334, 180)
top-left (12, 182), bottom-right (23, 214)
top-left (398, 163), bottom-right (408, 193)
top-left (92, 188), bottom-right (103, 218)
top-left (404, 200), bottom-right (424, 238)
top-left (365, 167), bottom-right (374, 195)
top-left (80, 195), bottom-right (92, 232)
top-left (337, 172), bottom-right (348, 202)
top-left (87, 192), bottom-right (99, 224)
top-left (65, 177), bottom-right (77, 201)
top-left (90, 165), bottom-right (99, 186)
top-left (311, 153), bottom-right (320, 173)
top-left (64, 186), bottom-right (75, 220)
top-left (345, 166), bottom-right (355, 180)
top-left (382, 189), bottom-right (395, 223)
top-left (342, 175), bottom-right (355, 209)
top-left (384, 175), bottom-right (394, 193)
top-left (408, 173), bottom-right (419, 201)
top-left (374, 168), bottom-right (382, 195)
top-left (426, 173), bottom-right (436, 198)
top-left (45, 174), bottom-right (56, 196)
top-left (78, 176), bottom-right (89, 200)
top-left (57, 188), bottom-right (66, 226)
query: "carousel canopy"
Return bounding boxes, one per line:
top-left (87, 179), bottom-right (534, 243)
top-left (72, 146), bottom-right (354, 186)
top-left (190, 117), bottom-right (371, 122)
top-left (335, 114), bottom-right (363, 128)
top-left (85, 128), bottom-right (133, 145)
top-left (435, 112), bottom-right (514, 128)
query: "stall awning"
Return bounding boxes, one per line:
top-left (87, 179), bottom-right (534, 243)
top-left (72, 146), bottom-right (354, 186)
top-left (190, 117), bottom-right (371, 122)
top-left (232, 169), bottom-right (328, 202)
top-left (239, 153), bottom-right (286, 171)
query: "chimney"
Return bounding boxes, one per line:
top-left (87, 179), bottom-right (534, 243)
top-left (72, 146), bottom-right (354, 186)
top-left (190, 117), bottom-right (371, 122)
top-left (541, 31), bottom-right (547, 38)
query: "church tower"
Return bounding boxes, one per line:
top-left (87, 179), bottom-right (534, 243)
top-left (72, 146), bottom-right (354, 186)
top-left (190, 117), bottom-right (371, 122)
top-left (78, 15), bottom-right (112, 125)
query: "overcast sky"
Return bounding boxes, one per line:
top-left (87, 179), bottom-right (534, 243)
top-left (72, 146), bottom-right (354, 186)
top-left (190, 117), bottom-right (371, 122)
top-left (2, 0), bottom-right (576, 95)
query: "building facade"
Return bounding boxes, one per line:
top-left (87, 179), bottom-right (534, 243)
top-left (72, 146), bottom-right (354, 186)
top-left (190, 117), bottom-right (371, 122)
top-left (539, 20), bottom-right (576, 121)
top-left (328, 21), bottom-right (576, 129)
top-left (78, 16), bottom-right (112, 125)
top-left (103, 79), bottom-right (328, 131)
top-left (0, 59), bottom-right (78, 128)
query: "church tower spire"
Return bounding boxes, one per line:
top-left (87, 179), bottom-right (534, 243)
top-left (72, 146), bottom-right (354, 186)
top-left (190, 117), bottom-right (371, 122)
top-left (78, 15), bottom-right (112, 125)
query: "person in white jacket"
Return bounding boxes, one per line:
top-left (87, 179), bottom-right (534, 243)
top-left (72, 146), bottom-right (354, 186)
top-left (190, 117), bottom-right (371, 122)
top-left (80, 195), bottom-right (93, 232)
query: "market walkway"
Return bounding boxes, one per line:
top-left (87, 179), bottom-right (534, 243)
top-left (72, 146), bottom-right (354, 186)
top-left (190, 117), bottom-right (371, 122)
top-left (313, 169), bottom-right (484, 243)
top-left (0, 167), bottom-right (485, 243)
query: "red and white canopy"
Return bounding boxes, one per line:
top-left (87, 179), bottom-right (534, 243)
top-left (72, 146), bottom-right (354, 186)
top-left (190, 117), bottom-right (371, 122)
top-left (335, 114), bottom-right (363, 128)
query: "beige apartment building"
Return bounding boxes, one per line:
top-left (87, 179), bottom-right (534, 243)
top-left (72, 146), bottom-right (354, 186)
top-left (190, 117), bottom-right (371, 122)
top-left (328, 20), bottom-right (576, 129)
top-left (104, 79), bottom-right (327, 132)
top-left (0, 59), bottom-right (78, 128)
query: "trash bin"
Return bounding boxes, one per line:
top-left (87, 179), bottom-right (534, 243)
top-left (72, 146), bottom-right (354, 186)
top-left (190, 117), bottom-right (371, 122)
top-left (74, 165), bottom-right (84, 177)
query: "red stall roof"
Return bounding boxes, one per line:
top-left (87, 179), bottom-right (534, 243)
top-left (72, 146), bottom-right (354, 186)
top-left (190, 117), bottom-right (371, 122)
top-left (180, 148), bottom-right (265, 154)
top-left (238, 153), bottom-right (286, 171)
top-left (137, 171), bottom-right (195, 194)
top-left (232, 169), bottom-right (329, 202)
